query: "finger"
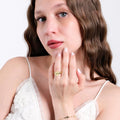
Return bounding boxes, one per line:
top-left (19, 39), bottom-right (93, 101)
top-left (48, 63), bottom-right (54, 84)
top-left (76, 68), bottom-right (85, 89)
top-left (62, 48), bottom-right (69, 82)
top-left (69, 52), bottom-right (77, 84)
top-left (54, 53), bottom-right (61, 80)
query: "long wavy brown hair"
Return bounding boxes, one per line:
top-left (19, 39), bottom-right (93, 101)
top-left (24, 0), bottom-right (116, 84)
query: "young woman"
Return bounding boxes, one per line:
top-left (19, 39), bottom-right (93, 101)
top-left (0, 0), bottom-right (120, 120)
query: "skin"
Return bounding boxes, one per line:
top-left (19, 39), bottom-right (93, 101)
top-left (0, 0), bottom-right (120, 120)
top-left (34, 0), bottom-right (82, 56)
top-left (34, 0), bottom-right (120, 119)
top-left (35, 0), bottom-right (92, 80)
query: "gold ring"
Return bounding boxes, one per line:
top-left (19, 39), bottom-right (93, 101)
top-left (54, 72), bottom-right (62, 77)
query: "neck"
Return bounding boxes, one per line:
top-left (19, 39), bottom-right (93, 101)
top-left (75, 49), bottom-right (91, 81)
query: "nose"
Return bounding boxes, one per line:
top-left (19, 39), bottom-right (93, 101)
top-left (44, 17), bottom-right (58, 36)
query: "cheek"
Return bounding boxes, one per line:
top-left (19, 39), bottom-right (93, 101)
top-left (66, 21), bottom-right (82, 50)
top-left (66, 21), bottom-right (82, 41)
top-left (37, 26), bottom-right (43, 41)
top-left (36, 27), bottom-right (46, 47)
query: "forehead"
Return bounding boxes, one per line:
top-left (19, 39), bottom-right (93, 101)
top-left (35, 0), bottom-right (66, 13)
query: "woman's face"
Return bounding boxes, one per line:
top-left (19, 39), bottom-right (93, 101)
top-left (35, 0), bottom-right (82, 56)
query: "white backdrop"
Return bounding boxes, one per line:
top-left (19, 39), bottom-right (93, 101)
top-left (0, 0), bottom-right (120, 85)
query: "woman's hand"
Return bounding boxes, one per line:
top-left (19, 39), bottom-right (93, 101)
top-left (48, 48), bottom-right (85, 102)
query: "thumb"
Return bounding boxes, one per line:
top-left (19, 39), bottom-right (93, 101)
top-left (76, 68), bottom-right (85, 89)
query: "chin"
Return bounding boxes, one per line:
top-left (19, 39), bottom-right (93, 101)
top-left (48, 48), bottom-right (64, 56)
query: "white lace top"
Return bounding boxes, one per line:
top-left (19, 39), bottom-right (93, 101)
top-left (5, 58), bottom-right (109, 120)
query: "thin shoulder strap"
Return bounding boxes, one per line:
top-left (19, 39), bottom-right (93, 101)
top-left (94, 81), bottom-right (109, 101)
top-left (26, 57), bottom-right (32, 78)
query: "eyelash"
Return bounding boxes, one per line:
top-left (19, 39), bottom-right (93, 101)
top-left (58, 12), bottom-right (68, 18)
top-left (36, 12), bottom-right (68, 22)
top-left (36, 17), bottom-right (46, 22)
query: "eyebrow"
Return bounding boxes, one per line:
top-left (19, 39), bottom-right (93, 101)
top-left (35, 3), bottom-right (66, 15)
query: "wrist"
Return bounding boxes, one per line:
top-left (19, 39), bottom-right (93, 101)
top-left (52, 100), bottom-right (75, 120)
top-left (58, 115), bottom-right (77, 120)
top-left (52, 98), bottom-right (74, 110)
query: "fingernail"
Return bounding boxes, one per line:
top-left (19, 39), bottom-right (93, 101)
top-left (64, 48), bottom-right (68, 52)
top-left (71, 52), bottom-right (75, 56)
top-left (57, 53), bottom-right (61, 57)
top-left (77, 68), bottom-right (81, 74)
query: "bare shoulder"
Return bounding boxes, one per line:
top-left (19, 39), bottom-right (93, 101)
top-left (101, 82), bottom-right (120, 106)
top-left (0, 57), bottom-right (30, 85)
top-left (0, 57), bottom-right (30, 119)
top-left (97, 81), bottom-right (120, 120)
top-left (104, 82), bottom-right (120, 101)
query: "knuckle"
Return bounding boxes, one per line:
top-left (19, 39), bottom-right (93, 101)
top-left (62, 72), bottom-right (67, 77)
top-left (69, 80), bottom-right (76, 86)
top-left (63, 62), bottom-right (68, 68)
top-left (70, 64), bottom-right (76, 69)
top-left (54, 77), bottom-right (61, 81)
top-left (54, 64), bottom-right (59, 69)
top-left (60, 82), bottom-right (67, 87)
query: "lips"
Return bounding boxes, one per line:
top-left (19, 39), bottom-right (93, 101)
top-left (47, 40), bottom-right (63, 49)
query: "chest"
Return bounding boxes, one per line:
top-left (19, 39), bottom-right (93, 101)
top-left (36, 88), bottom-right (99, 120)
top-left (34, 79), bottom-right (99, 120)
top-left (31, 64), bottom-right (101, 120)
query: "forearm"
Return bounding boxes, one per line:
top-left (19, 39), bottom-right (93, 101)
top-left (52, 99), bottom-right (78, 120)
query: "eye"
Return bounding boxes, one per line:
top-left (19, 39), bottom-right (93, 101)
top-left (58, 12), bottom-right (68, 18)
top-left (36, 16), bottom-right (46, 22)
